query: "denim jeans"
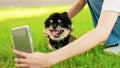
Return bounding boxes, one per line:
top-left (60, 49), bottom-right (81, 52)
top-left (86, 0), bottom-right (120, 46)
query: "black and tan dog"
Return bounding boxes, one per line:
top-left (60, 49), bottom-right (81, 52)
top-left (44, 12), bottom-right (76, 50)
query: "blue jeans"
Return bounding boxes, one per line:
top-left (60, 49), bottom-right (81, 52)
top-left (86, 0), bottom-right (120, 46)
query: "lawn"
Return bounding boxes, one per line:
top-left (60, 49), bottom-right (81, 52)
top-left (0, 5), bottom-right (120, 68)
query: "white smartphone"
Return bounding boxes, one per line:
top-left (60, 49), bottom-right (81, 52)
top-left (11, 26), bottom-right (34, 58)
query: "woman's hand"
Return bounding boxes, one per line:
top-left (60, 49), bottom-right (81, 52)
top-left (13, 50), bottom-right (52, 68)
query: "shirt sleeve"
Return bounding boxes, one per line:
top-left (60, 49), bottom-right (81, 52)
top-left (102, 0), bottom-right (120, 14)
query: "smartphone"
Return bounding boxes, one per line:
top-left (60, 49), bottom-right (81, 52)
top-left (11, 26), bottom-right (34, 58)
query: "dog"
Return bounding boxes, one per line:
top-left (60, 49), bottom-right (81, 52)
top-left (44, 12), bottom-right (76, 50)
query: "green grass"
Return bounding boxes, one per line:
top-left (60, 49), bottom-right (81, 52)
top-left (0, 5), bottom-right (120, 68)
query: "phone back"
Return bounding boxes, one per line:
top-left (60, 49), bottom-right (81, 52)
top-left (12, 26), bottom-right (34, 54)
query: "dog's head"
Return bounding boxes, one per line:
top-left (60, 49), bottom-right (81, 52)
top-left (44, 12), bottom-right (72, 41)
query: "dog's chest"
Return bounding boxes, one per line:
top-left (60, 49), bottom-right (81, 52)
top-left (49, 35), bottom-right (71, 48)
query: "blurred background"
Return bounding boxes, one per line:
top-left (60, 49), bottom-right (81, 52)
top-left (0, 0), bottom-right (75, 7)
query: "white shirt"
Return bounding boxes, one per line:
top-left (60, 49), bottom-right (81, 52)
top-left (102, 0), bottom-right (120, 15)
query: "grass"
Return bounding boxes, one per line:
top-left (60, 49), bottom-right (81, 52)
top-left (0, 5), bottom-right (120, 68)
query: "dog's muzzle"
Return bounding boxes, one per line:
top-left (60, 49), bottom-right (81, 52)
top-left (50, 30), bottom-right (64, 38)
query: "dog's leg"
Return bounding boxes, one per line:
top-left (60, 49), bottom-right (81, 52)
top-left (47, 44), bottom-right (56, 51)
top-left (69, 35), bottom-right (77, 42)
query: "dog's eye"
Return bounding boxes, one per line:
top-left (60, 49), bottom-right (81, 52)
top-left (59, 23), bottom-right (63, 26)
top-left (58, 19), bottom-right (62, 23)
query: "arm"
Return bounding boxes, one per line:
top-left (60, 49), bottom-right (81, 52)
top-left (67, 0), bottom-right (86, 19)
top-left (49, 11), bottom-right (119, 65)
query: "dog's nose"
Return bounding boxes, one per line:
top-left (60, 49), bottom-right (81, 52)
top-left (53, 24), bottom-right (57, 29)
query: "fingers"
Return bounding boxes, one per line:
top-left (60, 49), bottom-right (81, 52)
top-left (14, 58), bottom-right (28, 63)
top-left (13, 50), bottom-right (29, 58)
top-left (14, 58), bottom-right (30, 68)
top-left (15, 63), bottom-right (29, 68)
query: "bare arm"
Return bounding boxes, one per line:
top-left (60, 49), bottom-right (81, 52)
top-left (49, 11), bottom-right (119, 65)
top-left (67, 0), bottom-right (86, 19)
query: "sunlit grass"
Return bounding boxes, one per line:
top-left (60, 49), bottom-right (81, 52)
top-left (0, 5), bottom-right (70, 21)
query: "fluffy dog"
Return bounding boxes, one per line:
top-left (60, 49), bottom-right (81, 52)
top-left (44, 12), bottom-right (76, 50)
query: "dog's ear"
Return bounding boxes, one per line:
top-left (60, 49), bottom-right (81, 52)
top-left (62, 12), bottom-right (68, 17)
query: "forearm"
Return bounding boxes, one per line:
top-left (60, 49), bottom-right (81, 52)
top-left (67, 0), bottom-right (86, 19)
top-left (49, 28), bottom-right (104, 65)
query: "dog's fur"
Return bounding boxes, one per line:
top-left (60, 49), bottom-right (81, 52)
top-left (44, 12), bottom-right (76, 50)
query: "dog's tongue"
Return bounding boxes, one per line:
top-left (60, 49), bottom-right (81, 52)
top-left (52, 31), bottom-right (59, 36)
